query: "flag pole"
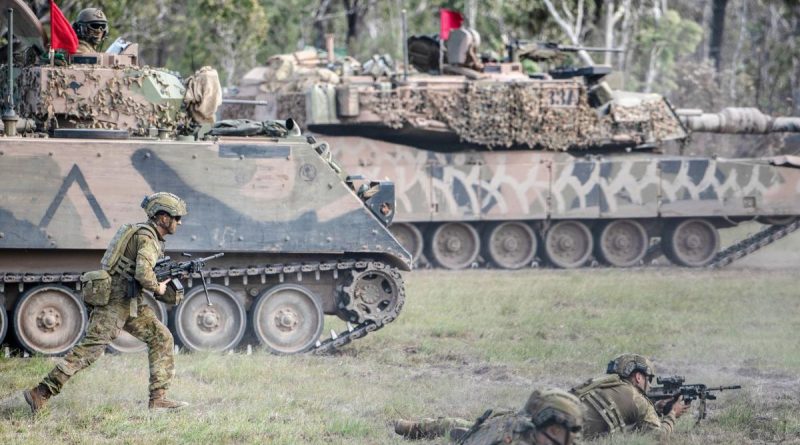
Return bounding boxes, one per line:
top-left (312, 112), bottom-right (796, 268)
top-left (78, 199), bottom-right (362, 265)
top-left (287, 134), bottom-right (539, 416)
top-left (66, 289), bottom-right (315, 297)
top-left (438, 9), bottom-right (444, 75)
top-left (402, 9), bottom-right (408, 81)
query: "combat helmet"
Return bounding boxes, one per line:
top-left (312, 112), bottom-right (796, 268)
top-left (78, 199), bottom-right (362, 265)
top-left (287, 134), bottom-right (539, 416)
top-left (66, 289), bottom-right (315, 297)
top-left (72, 8), bottom-right (108, 46)
top-left (141, 192), bottom-right (188, 219)
top-left (606, 353), bottom-right (656, 379)
top-left (524, 388), bottom-right (583, 433)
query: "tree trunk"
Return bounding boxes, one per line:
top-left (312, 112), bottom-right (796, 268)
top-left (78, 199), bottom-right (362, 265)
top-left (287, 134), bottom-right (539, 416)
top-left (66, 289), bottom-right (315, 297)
top-left (709, 0), bottom-right (728, 72)
top-left (728, 0), bottom-right (748, 103)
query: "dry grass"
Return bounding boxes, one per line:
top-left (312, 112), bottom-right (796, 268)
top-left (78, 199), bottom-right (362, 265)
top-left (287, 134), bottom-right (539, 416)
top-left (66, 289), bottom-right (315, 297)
top-left (1, 252), bottom-right (799, 444)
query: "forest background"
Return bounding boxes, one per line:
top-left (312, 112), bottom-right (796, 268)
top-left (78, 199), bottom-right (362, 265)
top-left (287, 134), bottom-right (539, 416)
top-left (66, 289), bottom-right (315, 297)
top-left (25, 0), bottom-right (800, 154)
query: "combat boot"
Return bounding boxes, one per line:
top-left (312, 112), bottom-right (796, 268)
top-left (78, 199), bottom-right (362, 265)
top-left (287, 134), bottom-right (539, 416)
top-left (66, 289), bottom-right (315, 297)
top-left (23, 384), bottom-right (51, 414)
top-left (394, 419), bottom-right (424, 439)
top-left (148, 389), bottom-right (188, 410)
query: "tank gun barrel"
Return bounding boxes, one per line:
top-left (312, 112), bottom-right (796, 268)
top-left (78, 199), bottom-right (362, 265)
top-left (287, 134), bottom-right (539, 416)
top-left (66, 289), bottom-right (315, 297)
top-left (677, 107), bottom-right (800, 133)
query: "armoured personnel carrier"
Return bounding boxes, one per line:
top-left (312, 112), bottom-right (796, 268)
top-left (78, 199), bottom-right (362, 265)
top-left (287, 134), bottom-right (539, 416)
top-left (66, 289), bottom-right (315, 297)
top-left (0, 0), bottom-right (409, 356)
top-left (225, 31), bottom-right (800, 270)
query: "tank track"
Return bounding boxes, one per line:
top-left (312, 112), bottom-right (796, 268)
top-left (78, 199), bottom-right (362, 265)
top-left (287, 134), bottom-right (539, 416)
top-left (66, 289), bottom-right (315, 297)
top-left (708, 220), bottom-right (800, 268)
top-left (1, 258), bottom-right (405, 355)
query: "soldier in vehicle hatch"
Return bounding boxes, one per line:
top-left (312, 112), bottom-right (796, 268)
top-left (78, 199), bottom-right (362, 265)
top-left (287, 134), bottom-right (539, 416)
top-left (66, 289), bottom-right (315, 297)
top-left (24, 192), bottom-right (189, 414)
top-left (394, 388), bottom-right (583, 445)
top-left (570, 353), bottom-right (689, 438)
top-left (72, 8), bottom-right (109, 54)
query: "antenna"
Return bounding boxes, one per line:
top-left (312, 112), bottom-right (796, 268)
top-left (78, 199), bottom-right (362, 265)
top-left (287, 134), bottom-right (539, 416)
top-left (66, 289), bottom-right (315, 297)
top-left (2, 7), bottom-right (18, 137)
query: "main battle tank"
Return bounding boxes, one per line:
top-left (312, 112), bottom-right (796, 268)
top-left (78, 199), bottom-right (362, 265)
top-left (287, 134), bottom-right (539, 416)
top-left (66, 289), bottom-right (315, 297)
top-left (0, 0), bottom-right (409, 356)
top-left (224, 30), bottom-right (800, 270)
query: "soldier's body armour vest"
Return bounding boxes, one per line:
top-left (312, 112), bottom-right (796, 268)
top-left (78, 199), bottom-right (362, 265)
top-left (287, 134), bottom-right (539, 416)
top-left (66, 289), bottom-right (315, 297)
top-left (570, 374), bottom-right (630, 434)
top-left (100, 223), bottom-right (158, 279)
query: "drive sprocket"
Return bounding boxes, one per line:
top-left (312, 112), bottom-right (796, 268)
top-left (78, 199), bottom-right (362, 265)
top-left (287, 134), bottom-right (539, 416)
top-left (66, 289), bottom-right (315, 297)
top-left (336, 262), bottom-right (405, 326)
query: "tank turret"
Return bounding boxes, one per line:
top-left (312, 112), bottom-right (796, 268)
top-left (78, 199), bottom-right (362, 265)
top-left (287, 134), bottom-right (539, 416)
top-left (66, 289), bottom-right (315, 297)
top-left (223, 29), bottom-right (800, 271)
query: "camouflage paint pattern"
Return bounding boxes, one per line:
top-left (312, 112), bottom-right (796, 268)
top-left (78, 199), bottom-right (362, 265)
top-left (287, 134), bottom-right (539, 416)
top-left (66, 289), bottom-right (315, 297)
top-left (325, 139), bottom-right (800, 222)
top-left (0, 136), bottom-right (408, 269)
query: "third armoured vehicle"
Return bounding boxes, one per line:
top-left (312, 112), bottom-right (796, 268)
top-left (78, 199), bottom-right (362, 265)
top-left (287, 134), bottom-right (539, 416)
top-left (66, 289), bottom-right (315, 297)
top-left (0, 0), bottom-right (409, 356)
top-left (225, 30), bottom-right (800, 270)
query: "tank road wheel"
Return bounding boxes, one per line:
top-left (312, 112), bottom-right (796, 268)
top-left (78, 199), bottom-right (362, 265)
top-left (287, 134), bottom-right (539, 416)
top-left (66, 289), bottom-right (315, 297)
top-left (484, 222), bottom-right (537, 269)
top-left (0, 306), bottom-right (7, 346)
top-left (543, 221), bottom-right (593, 269)
top-left (663, 219), bottom-right (720, 267)
top-left (338, 263), bottom-right (405, 326)
top-left (596, 220), bottom-right (649, 267)
top-left (108, 295), bottom-right (168, 354)
top-left (429, 222), bottom-right (480, 270)
top-left (251, 284), bottom-right (324, 354)
top-left (13, 285), bottom-right (88, 356)
top-left (173, 284), bottom-right (246, 352)
top-left (389, 223), bottom-right (424, 263)
top-left (757, 216), bottom-right (797, 226)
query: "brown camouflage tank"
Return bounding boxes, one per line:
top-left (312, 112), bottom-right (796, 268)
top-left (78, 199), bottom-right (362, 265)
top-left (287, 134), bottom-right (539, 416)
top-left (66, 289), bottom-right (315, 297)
top-left (223, 39), bottom-right (800, 271)
top-left (0, 0), bottom-right (409, 356)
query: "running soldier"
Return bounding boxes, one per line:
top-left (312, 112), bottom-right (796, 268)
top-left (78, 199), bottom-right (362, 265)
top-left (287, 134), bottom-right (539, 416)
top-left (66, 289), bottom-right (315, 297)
top-left (23, 192), bottom-right (189, 413)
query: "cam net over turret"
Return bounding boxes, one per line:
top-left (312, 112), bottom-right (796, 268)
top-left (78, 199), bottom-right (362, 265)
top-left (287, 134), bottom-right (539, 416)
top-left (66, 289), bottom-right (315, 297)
top-left (226, 28), bottom-right (800, 153)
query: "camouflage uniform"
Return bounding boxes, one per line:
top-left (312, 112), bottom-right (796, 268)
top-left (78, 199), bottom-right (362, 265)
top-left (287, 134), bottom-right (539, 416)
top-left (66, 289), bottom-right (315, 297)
top-left (458, 410), bottom-right (539, 445)
top-left (395, 389), bottom-right (583, 445)
top-left (571, 369), bottom-right (676, 438)
top-left (41, 222), bottom-right (175, 396)
top-left (75, 40), bottom-right (98, 54)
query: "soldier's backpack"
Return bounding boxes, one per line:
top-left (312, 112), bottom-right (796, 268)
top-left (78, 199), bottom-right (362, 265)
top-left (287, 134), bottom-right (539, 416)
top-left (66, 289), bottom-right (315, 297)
top-left (80, 223), bottom-right (157, 306)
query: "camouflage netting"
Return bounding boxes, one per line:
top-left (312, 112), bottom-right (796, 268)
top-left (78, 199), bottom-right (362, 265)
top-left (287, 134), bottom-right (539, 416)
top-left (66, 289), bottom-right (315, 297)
top-left (277, 93), bottom-right (308, 128)
top-left (353, 82), bottom-right (682, 150)
top-left (17, 66), bottom-right (187, 135)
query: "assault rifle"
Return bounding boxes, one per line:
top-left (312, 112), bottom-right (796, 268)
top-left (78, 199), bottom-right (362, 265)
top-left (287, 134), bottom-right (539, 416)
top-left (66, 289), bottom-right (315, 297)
top-left (153, 253), bottom-right (224, 306)
top-left (647, 375), bottom-right (742, 423)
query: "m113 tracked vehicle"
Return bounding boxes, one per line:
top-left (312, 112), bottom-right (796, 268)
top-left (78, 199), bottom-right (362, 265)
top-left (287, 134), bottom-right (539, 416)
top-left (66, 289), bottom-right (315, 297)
top-left (0, 0), bottom-right (409, 356)
top-left (225, 30), bottom-right (800, 270)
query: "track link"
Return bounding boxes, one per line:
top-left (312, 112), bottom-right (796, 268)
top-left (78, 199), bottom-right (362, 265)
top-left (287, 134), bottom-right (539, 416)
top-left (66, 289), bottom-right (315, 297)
top-left (709, 220), bottom-right (800, 268)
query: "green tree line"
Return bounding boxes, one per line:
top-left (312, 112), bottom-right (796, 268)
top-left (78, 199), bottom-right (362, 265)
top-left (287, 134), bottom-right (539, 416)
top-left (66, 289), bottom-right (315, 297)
top-left (29, 0), bottom-right (800, 118)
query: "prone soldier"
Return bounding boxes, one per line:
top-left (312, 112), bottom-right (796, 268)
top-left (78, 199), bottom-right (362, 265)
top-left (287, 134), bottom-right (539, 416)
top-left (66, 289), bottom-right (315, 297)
top-left (570, 353), bottom-right (690, 438)
top-left (23, 192), bottom-right (190, 413)
top-left (394, 388), bottom-right (583, 445)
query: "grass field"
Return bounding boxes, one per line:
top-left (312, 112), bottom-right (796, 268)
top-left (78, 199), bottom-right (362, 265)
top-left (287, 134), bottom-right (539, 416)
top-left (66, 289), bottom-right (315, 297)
top-left (1, 234), bottom-right (799, 444)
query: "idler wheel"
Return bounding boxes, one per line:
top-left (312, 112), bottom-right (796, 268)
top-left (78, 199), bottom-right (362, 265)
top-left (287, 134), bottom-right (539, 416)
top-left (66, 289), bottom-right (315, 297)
top-left (543, 221), bottom-right (593, 268)
top-left (251, 284), bottom-right (324, 354)
top-left (596, 220), bottom-right (649, 267)
top-left (389, 223), bottom-right (424, 264)
top-left (663, 219), bottom-right (720, 267)
top-left (13, 285), bottom-right (87, 356)
top-left (108, 294), bottom-right (168, 354)
top-left (428, 222), bottom-right (480, 270)
top-left (173, 284), bottom-right (246, 352)
top-left (484, 222), bottom-right (537, 269)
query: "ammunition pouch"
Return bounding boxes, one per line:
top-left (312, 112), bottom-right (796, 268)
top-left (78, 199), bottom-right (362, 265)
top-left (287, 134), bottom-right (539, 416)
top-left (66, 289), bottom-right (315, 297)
top-left (155, 278), bottom-right (184, 305)
top-left (80, 270), bottom-right (112, 306)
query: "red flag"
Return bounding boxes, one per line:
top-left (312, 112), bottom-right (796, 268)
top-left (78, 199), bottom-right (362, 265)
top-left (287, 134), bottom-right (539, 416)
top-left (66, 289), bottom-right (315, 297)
top-left (50, 0), bottom-right (78, 54)
top-left (439, 8), bottom-right (463, 41)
